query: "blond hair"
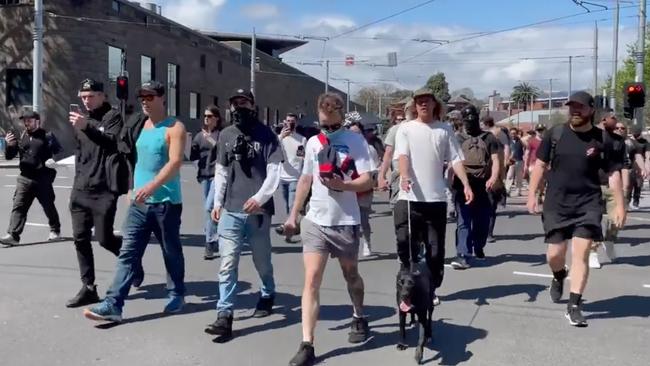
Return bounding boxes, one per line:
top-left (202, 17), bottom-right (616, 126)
top-left (317, 92), bottom-right (345, 119)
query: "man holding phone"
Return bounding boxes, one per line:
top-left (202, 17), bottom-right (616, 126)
top-left (65, 79), bottom-right (130, 308)
top-left (276, 113), bottom-right (306, 242)
top-left (0, 110), bottom-right (62, 247)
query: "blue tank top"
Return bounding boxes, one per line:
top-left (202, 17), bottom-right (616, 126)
top-left (133, 117), bottom-right (182, 204)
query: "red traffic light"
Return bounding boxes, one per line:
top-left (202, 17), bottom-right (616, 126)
top-left (117, 78), bottom-right (127, 87)
top-left (628, 85), bottom-right (636, 93)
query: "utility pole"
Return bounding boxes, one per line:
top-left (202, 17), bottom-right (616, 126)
top-left (345, 79), bottom-right (350, 112)
top-left (250, 28), bottom-right (256, 95)
top-left (568, 55), bottom-right (573, 97)
top-left (548, 78), bottom-right (553, 119)
top-left (33, 0), bottom-right (43, 113)
top-left (611, 0), bottom-right (620, 111)
top-left (325, 60), bottom-right (330, 93)
top-left (634, 0), bottom-right (646, 127)
top-left (593, 21), bottom-right (599, 96)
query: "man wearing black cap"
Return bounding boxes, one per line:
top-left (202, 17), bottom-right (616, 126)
top-left (527, 91), bottom-right (625, 327)
top-left (65, 78), bottom-right (130, 308)
top-left (205, 88), bottom-right (283, 341)
top-left (0, 110), bottom-right (62, 247)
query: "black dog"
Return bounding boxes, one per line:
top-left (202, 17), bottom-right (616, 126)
top-left (396, 261), bottom-right (433, 364)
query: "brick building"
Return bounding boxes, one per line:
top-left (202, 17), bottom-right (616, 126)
top-left (0, 0), bottom-right (351, 153)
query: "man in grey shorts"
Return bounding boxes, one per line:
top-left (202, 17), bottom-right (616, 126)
top-left (283, 93), bottom-right (374, 366)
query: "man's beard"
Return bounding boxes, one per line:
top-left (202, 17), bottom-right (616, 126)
top-left (569, 115), bottom-right (590, 128)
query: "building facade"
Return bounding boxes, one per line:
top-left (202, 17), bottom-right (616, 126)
top-left (0, 0), bottom-right (348, 153)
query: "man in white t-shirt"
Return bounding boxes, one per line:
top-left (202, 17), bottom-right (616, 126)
top-left (378, 101), bottom-right (414, 203)
top-left (284, 93), bottom-right (373, 366)
top-left (276, 113), bottom-right (306, 242)
top-left (394, 88), bottom-right (473, 297)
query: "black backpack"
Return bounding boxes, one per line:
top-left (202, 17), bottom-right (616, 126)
top-left (459, 132), bottom-right (491, 179)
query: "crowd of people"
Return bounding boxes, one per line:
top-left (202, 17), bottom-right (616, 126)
top-left (1, 78), bottom-right (647, 365)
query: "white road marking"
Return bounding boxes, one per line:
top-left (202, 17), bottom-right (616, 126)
top-left (56, 176), bottom-right (69, 179)
top-left (643, 284), bottom-right (650, 288)
top-left (513, 271), bottom-right (553, 279)
top-left (5, 174), bottom-right (18, 177)
top-left (53, 185), bottom-right (72, 189)
top-left (3, 185), bottom-right (15, 188)
top-left (628, 216), bottom-right (650, 222)
top-left (26, 222), bottom-right (49, 227)
top-left (444, 264), bottom-right (452, 268)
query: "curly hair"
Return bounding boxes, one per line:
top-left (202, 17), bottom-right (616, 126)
top-left (317, 92), bottom-right (345, 119)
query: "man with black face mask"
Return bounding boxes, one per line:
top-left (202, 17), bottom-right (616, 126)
top-left (450, 105), bottom-right (500, 270)
top-left (205, 89), bottom-right (283, 341)
top-left (528, 92), bottom-right (625, 327)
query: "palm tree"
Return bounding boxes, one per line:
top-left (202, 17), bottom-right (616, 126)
top-left (511, 82), bottom-right (541, 111)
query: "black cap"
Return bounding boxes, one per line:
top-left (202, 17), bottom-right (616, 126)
top-left (229, 88), bottom-right (255, 104)
top-left (461, 105), bottom-right (479, 122)
top-left (137, 81), bottom-right (165, 97)
top-left (19, 110), bottom-right (40, 120)
top-left (79, 78), bottom-right (104, 93)
top-left (565, 91), bottom-right (595, 108)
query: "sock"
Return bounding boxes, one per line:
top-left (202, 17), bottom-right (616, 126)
top-left (353, 313), bottom-right (365, 319)
top-left (552, 268), bottom-right (567, 281)
top-left (568, 292), bottom-right (582, 306)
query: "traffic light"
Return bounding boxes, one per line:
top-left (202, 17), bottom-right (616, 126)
top-left (624, 82), bottom-right (645, 109)
top-left (116, 76), bottom-right (128, 100)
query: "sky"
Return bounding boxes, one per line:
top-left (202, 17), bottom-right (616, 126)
top-left (154, 0), bottom-right (642, 99)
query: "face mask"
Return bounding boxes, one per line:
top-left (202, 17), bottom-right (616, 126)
top-left (463, 120), bottom-right (481, 135)
top-left (322, 127), bottom-right (344, 140)
top-left (232, 107), bottom-right (255, 127)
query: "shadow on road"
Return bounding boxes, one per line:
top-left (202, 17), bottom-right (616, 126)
top-left (442, 284), bottom-right (547, 305)
top-left (478, 253), bottom-right (547, 267)
top-left (616, 236), bottom-right (650, 247)
top-left (493, 233), bottom-right (544, 242)
top-left (584, 295), bottom-right (650, 319)
top-left (611, 255), bottom-right (650, 267)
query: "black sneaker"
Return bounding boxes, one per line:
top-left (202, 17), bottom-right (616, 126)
top-left (253, 295), bottom-right (275, 318)
top-left (205, 312), bottom-right (233, 337)
top-left (289, 342), bottom-right (316, 366)
top-left (565, 303), bottom-right (588, 327)
top-left (450, 256), bottom-right (470, 270)
top-left (0, 233), bottom-right (19, 247)
top-left (348, 316), bottom-right (369, 343)
top-left (204, 243), bottom-right (217, 260)
top-left (549, 277), bottom-right (565, 303)
top-left (475, 248), bottom-right (486, 260)
top-left (66, 285), bottom-right (100, 308)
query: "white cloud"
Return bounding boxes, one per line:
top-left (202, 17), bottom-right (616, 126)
top-left (241, 3), bottom-right (280, 20)
top-left (160, 0), bottom-right (226, 30)
top-left (275, 16), bottom-right (637, 99)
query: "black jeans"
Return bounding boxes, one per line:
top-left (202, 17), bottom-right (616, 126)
top-left (487, 188), bottom-right (504, 237)
top-left (8, 175), bottom-right (60, 237)
top-left (628, 171), bottom-right (643, 206)
top-left (393, 200), bottom-right (447, 289)
top-left (70, 190), bottom-right (122, 286)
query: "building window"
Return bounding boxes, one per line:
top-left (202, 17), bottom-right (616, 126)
top-left (218, 61), bottom-right (223, 74)
top-left (275, 109), bottom-right (280, 125)
top-left (0, 0), bottom-right (21, 5)
top-left (167, 63), bottom-right (179, 116)
top-left (213, 96), bottom-right (219, 107)
top-left (141, 55), bottom-right (154, 83)
top-left (200, 55), bottom-right (206, 69)
top-left (111, 0), bottom-right (120, 12)
top-left (108, 45), bottom-right (123, 81)
top-left (189, 92), bottom-right (200, 119)
top-left (263, 107), bottom-right (270, 125)
top-left (5, 69), bottom-right (32, 107)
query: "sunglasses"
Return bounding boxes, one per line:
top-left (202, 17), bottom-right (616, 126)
top-left (322, 123), bottom-right (342, 132)
top-left (204, 114), bottom-right (215, 118)
top-left (138, 94), bottom-right (156, 102)
top-left (616, 126), bottom-right (627, 130)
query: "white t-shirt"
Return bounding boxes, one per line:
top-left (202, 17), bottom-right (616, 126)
top-left (279, 132), bottom-right (306, 182)
top-left (394, 120), bottom-right (464, 202)
top-left (303, 130), bottom-right (372, 226)
top-left (368, 144), bottom-right (379, 171)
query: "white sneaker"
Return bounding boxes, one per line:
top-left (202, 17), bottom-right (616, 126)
top-left (48, 231), bottom-right (61, 241)
top-left (603, 241), bottom-right (617, 262)
top-left (361, 239), bottom-right (372, 257)
top-left (588, 251), bottom-right (601, 269)
top-left (0, 234), bottom-right (19, 246)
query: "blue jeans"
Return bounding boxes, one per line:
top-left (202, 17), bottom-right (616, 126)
top-left (280, 180), bottom-right (298, 215)
top-left (455, 193), bottom-right (491, 258)
top-left (105, 202), bottom-right (186, 310)
top-left (217, 211), bottom-right (275, 315)
top-left (202, 179), bottom-right (219, 244)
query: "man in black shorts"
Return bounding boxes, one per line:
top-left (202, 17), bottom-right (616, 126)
top-left (527, 91), bottom-right (625, 327)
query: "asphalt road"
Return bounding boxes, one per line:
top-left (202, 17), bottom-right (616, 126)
top-left (0, 164), bottom-right (649, 366)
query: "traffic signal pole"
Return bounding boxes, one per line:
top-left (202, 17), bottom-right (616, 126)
top-left (634, 0), bottom-right (646, 127)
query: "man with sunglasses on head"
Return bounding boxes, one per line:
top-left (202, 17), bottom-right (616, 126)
top-left (65, 79), bottom-right (130, 308)
top-left (83, 81), bottom-right (187, 322)
top-left (205, 88), bottom-right (283, 341)
top-left (627, 125), bottom-right (649, 210)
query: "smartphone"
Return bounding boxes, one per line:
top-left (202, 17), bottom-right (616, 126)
top-left (69, 104), bottom-right (82, 115)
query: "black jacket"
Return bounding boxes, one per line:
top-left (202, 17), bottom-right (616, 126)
top-left (6, 128), bottom-right (61, 181)
top-left (73, 103), bottom-right (126, 194)
top-left (189, 129), bottom-right (219, 181)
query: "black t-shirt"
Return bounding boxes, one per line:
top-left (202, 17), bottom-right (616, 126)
top-left (453, 132), bottom-right (500, 196)
top-left (510, 139), bottom-right (524, 161)
top-left (217, 122), bottom-right (283, 215)
top-left (537, 124), bottom-right (622, 213)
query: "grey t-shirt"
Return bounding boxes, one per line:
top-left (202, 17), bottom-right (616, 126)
top-left (217, 122), bottom-right (283, 215)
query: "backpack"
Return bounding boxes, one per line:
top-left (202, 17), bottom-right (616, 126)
top-left (460, 132), bottom-right (491, 179)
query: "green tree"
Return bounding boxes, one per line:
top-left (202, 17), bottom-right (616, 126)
top-left (424, 72), bottom-right (451, 102)
top-left (510, 82), bottom-right (541, 111)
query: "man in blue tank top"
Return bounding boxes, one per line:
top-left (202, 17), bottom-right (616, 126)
top-left (204, 88), bottom-right (283, 341)
top-left (83, 81), bottom-right (187, 322)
